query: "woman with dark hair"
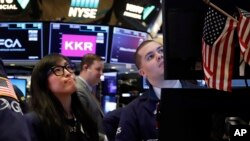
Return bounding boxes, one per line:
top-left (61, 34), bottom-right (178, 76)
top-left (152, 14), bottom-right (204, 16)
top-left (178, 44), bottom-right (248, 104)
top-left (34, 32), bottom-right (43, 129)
top-left (25, 53), bottom-right (99, 141)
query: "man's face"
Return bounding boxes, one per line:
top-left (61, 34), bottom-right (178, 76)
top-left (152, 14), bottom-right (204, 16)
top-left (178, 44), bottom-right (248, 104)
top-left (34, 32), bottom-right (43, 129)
top-left (138, 41), bottom-right (164, 81)
top-left (87, 60), bottom-right (104, 86)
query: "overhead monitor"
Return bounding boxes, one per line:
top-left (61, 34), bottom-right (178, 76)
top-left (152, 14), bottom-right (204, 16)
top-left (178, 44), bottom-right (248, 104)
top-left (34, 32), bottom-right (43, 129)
top-left (109, 26), bottom-right (149, 65)
top-left (49, 22), bottom-right (109, 63)
top-left (0, 22), bottom-right (44, 66)
top-left (101, 95), bottom-right (118, 114)
top-left (142, 77), bottom-right (149, 90)
top-left (102, 72), bottom-right (118, 96)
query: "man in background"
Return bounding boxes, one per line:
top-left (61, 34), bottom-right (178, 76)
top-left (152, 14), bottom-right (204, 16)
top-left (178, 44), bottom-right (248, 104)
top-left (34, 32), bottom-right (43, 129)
top-left (75, 53), bottom-right (106, 140)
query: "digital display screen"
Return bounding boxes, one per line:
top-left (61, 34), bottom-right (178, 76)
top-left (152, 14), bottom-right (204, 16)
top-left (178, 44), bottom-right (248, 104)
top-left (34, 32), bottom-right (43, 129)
top-left (109, 27), bottom-right (148, 64)
top-left (102, 72), bottom-right (117, 95)
top-left (9, 78), bottom-right (27, 97)
top-left (101, 95), bottom-right (117, 114)
top-left (49, 22), bottom-right (109, 62)
top-left (0, 22), bottom-right (44, 65)
top-left (143, 77), bottom-right (149, 89)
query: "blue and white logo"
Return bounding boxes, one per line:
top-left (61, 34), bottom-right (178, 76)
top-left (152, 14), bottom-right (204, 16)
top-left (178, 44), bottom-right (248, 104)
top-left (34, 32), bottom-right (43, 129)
top-left (70, 0), bottom-right (99, 8)
top-left (68, 0), bottom-right (99, 19)
top-left (17, 0), bottom-right (30, 9)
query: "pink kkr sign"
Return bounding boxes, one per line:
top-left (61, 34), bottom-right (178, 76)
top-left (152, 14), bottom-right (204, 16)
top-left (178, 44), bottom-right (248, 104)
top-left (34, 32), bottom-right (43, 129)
top-left (61, 34), bottom-right (96, 57)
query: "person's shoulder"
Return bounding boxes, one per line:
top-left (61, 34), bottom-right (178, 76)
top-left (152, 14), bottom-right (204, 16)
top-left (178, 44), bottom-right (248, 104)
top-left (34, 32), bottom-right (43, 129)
top-left (75, 76), bottom-right (82, 86)
top-left (24, 112), bottom-right (40, 124)
top-left (122, 92), bottom-right (149, 110)
top-left (180, 80), bottom-right (202, 88)
top-left (104, 108), bottom-right (123, 121)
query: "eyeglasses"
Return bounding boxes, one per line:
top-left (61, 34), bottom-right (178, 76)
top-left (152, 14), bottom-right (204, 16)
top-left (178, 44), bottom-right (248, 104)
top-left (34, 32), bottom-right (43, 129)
top-left (48, 63), bottom-right (75, 76)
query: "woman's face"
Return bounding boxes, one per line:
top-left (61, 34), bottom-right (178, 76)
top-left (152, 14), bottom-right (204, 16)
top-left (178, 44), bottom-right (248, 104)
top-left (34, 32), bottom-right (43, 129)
top-left (47, 59), bottom-right (76, 97)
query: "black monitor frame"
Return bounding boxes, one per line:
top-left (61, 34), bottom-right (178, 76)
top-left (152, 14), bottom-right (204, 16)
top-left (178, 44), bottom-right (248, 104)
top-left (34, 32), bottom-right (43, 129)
top-left (48, 22), bottom-right (110, 63)
top-left (159, 88), bottom-right (250, 141)
top-left (102, 72), bottom-right (118, 96)
top-left (109, 26), bottom-right (149, 65)
top-left (0, 21), bottom-right (44, 66)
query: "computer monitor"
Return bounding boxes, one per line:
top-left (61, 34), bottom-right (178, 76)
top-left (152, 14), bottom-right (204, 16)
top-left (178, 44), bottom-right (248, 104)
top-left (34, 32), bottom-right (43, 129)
top-left (49, 22), bottom-right (109, 63)
top-left (142, 77), bottom-right (149, 90)
top-left (159, 88), bottom-right (250, 141)
top-left (101, 95), bottom-right (118, 114)
top-left (9, 78), bottom-right (27, 97)
top-left (109, 26), bottom-right (149, 64)
top-left (0, 22), bottom-right (44, 66)
top-left (102, 72), bottom-right (118, 96)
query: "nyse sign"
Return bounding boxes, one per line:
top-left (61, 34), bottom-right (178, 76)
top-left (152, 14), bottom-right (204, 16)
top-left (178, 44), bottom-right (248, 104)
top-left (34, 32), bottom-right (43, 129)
top-left (68, 7), bottom-right (97, 18)
top-left (68, 0), bottom-right (99, 19)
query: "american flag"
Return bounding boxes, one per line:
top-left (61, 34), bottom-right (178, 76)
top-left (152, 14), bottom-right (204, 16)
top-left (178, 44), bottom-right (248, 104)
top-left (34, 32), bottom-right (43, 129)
top-left (237, 8), bottom-right (250, 66)
top-left (202, 7), bottom-right (237, 92)
top-left (0, 76), bottom-right (18, 100)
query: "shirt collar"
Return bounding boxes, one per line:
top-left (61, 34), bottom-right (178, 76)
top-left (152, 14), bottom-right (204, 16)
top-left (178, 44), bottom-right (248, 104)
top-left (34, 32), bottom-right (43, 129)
top-left (153, 80), bottom-right (182, 100)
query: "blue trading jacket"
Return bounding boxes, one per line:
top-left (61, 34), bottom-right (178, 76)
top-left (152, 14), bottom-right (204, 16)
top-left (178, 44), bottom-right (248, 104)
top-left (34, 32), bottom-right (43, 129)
top-left (0, 59), bottom-right (31, 141)
top-left (115, 80), bottom-right (201, 141)
top-left (115, 86), bottom-right (159, 141)
top-left (0, 96), bottom-right (31, 141)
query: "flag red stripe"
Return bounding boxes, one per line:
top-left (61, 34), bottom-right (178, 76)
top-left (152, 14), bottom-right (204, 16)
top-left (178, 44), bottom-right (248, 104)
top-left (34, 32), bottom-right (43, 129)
top-left (245, 47), bottom-right (250, 65)
top-left (238, 16), bottom-right (250, 51)
top-left (0, 77), bottom-right (17, 100)
top-left (202, 18), bottom-right (236, 91)
top-left (238, 8), bottom-right (250, 66)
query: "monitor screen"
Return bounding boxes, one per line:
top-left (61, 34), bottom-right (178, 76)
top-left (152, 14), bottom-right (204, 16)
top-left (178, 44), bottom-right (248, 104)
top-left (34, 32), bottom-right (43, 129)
top-left (9, 78), bottom-right (27, 97)
top-left (101, 95), bottom-right (118, 114)
top-left (142, 77), bottom-right (149, 90)
top-left (109, 27), bottom-right (149, 64)
top-left (0, 22), bottom-right (44, 66)
top-left (102, 72), bottom-right (118, 95)
top-left (49, 22), bottom-right (109, 63)
top-left (159, 88), bottom-right (250, 141)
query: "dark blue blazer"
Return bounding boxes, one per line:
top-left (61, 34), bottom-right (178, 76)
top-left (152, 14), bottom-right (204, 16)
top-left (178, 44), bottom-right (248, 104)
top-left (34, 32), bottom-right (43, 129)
top-left (115, 80), bottom-right (200, 141)
top-left (0, 96), bottom-right (31, 141)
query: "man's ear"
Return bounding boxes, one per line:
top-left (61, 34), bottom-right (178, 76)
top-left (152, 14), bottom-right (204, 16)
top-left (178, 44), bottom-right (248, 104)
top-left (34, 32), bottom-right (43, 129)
top-left (138, 69), bottom-right (146, 77)
top-left (83, 64), bottom-right (88, 71)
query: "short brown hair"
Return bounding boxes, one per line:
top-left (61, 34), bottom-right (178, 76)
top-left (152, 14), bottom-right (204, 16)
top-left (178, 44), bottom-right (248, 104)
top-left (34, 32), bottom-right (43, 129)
top-left (134, 40), bottom-right (156, 69)
top-left (80, 53), bottom-right (102, 71)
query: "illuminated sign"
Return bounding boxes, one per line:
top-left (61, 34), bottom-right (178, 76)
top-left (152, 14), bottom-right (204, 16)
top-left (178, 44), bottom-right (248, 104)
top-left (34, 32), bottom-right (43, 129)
top-left (123, 3), bottom-right (143, 20)
top-left (68, 0), bottom-right (99, 19)
top-left (61, 34), bottom-right (96, 57)
top-left (123, 3), bottom-right (156, 20)
top-left (0, 38), bottom-right (22, 48)
top-left (143, 5), bottom-right (155, 20)
top-left (17, 0), bottom-right (29, 9)
top-left (0, 0), bottom-right (29, 10)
